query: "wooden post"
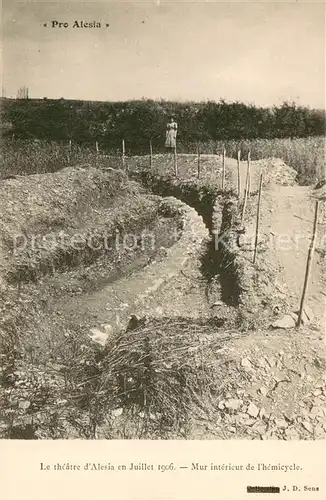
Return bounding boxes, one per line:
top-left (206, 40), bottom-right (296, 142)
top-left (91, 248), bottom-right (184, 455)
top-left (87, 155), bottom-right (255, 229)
top-left (68, 139), bottom-right (72, 164)
top-left (149, 140), bottom-right (153, 168)
top-left (122, 139), bottom-right (126, 171)
top-left (237, 150), bottom-right (241, 199)
top-left (197, 143), bottom-right (201, 179)
top-left (241, 184), bottom-right (248, 225)
top-left (253, 172), bottom-right (263, 264)
top-left (95, 141), bottom-right (99, 153)
top-left (241, 156), bottom-right (251, 225)
top-left (247, 151), bottom-right (251, 196)
top-left (221, 148), bottom-right (226, 190)
top-left (174, 145), bottom-right (178, 177)
top-left (215, 147), bottom-right (219, 176)
top-left (297, 201), bottom-right (319, 328)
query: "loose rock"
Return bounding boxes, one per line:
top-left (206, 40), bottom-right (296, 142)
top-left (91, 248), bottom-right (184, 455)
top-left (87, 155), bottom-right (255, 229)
top-left (271, 314), bottom-right (296, 329)
top-left (88, 328), bottom-right (109, 346)
top-left (285, 427), bottom-right (300, 440)
top-left (241, 358), bottom-right (252, 369)
top-left (251, 421), bottom-right (267, 435)
top-left (247, 402), bottom-right (260, 418)
top-left (274, 418), bottom-right (288, 429)
top-left (243, 417), bottom-right (257, 426)
top-left (259, 387), bottom-right (268, 396)
top-left (225, 399), bottom-right (243, 411)
top-left (302, 421), bottom-right (314, 433)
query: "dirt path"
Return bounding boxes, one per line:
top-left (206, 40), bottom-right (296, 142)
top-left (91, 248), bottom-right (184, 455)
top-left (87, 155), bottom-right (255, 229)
top-left (242, 184), bottom-right (325, 333)
top-left (260, 185), bottom-right (325, 328)
top-left (223, 156), bottom-right (325, 332)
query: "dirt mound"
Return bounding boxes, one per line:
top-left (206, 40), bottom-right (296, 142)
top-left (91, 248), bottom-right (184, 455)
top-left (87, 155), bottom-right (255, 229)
top-left (0, 167), bottom-right (163, 283)
top-left (0, 166), bottom-right (134, 240)
top-left (253, 157), bottom-right (298, 186)
top-left (313, 184), bottom-right (326, 201)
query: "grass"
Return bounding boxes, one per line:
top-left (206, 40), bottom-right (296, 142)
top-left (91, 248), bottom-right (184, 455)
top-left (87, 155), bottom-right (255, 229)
top-left (217, 136), bottom-right (325, 185)
top-left (0, 313), bottom-right (244, 439)
top-left (1, 136), bottom-right (324, 184)
top-left (0, 139), bottom-right (102, 179)
top-left (168, 136), bottom-right (324, 185)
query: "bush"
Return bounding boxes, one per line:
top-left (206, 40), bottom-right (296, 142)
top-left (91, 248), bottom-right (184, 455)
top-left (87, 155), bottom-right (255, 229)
top-left (1, 98), bottom-right (325, 154)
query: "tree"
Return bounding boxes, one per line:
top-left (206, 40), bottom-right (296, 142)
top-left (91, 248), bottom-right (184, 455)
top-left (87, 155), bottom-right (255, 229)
top-left (17, 86), bottom-right (29, 99)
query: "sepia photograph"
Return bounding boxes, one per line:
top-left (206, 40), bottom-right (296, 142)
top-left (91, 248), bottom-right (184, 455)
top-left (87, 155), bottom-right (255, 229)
top-left (1, 0), bottom-right (325, 452)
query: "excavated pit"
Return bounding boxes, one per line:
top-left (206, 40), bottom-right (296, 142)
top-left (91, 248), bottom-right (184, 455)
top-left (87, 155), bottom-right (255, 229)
top-left (129, 167), bottom-right (243, 307)
top-left (1, 162), bottom-right (281, 440)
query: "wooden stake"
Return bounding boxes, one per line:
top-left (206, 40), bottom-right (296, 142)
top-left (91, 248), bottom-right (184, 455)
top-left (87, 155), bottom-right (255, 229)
top-left (297, 201), bottom-right (319, 328)
top-left (253, 172), bottom-right (263, 264)
top-left (215, 148), bottom-right (219, 175)
top-left (174, 145), bottom-right (178, 177)
top-left (122, 139), bottom-right (126, 170)
top-left (241, 184), bottom-right (248, 225)
top-left (95, 140), bottom-right (99, 153)
top-left (222, 148), bottom-right (226, 190)
top-left (247, 151), bottom-right (251, 196)
top-left (241, 154), bottom-right (251, 224)
top-left (197, 143), bottom-right (201, 179)
top-left (149, 140), bottom-right (153, 168)
top-left (237, 150), bottom-right (241, 199)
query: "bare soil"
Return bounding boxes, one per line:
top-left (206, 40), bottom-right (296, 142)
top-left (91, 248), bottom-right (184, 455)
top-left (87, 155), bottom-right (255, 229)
top-left (112, 154), bottom-right (325, 440)
top-left (1, 155), bottom-right (325, 440)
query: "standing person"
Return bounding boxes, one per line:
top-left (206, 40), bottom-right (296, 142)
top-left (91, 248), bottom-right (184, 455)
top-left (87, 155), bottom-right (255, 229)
top-left (165, 116), bottom-right (178, 150)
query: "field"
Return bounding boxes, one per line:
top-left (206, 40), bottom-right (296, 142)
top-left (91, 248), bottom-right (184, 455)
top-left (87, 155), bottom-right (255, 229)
top-left (1, 135), bottom-right (325, 184)
top-left (218, 136), bottom-right (325, 185)
top-left (0, 140), bottom-right (100, 178)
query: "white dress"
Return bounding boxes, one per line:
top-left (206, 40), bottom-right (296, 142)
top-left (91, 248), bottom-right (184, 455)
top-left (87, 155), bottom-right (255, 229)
top-left (165, 121), bottom-right (178, 148)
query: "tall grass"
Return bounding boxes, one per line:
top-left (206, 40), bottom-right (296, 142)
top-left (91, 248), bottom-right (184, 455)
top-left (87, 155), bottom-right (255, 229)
top-left (218, 136), bottom-right (325, 185)
top-left (0, 139), bottom-right (100, 179)
top-left (1, 136), bottom-right (324, 185)
top-left (178, 136), bottom-right (325, 185)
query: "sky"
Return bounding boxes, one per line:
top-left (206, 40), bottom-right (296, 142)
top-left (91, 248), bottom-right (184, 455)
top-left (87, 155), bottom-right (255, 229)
top-left (2, 0), bottom-right (325, 108)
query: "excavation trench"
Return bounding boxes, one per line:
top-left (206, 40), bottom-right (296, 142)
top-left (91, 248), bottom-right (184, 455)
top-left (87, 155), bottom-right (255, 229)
top-left (0, 166), bottom-right (246, 439)
top-left (129, 168), bottom-right (242, 307)
top-left (0, 169), bottom-right (211, 360)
